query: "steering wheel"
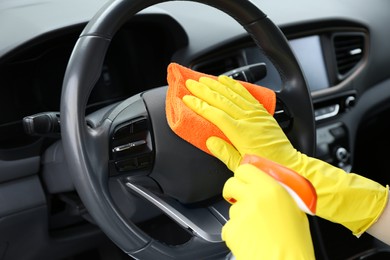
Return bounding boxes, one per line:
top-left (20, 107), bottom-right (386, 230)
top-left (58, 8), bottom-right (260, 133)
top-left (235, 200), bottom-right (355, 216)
top-left (60, 0), bottom-right (315, 258)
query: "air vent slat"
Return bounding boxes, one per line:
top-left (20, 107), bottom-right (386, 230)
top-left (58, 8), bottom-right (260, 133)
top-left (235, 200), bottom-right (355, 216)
top-left (333, 33), bottom-right (365, 77)
top-left (335, 45), bottom-right (362, 53)
top-left (337, 55), bottom-right (362, 65)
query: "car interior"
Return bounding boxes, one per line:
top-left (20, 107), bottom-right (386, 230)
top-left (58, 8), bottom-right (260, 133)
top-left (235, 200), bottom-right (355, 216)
top-left (1, 0), bottom-right (390, 259)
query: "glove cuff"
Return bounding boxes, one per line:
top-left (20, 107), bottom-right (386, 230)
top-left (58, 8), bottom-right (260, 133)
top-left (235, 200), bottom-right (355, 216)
top-left (295, 156), bottom-right (389, 235)
top-left (353, 184), bottom-right (389, 236)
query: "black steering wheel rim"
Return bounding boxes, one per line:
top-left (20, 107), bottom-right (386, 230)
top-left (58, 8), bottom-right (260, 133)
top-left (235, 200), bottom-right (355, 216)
top-left (60, 0), bottom-right (315, 258)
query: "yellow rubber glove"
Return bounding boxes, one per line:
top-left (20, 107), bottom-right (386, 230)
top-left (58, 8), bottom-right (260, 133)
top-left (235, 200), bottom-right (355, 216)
top-left (183, 75), bottom-right (389, 236)
top-left (222, 163), bottom-right (315, 259)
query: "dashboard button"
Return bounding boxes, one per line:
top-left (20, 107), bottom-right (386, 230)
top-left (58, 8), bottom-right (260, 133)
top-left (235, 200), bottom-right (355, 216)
top-left (315, 104), bottom-right (340, 121)
top-left (335, 147), bottom-right (349, 163)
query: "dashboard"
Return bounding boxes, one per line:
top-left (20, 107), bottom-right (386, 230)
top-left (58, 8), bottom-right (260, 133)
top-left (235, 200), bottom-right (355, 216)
top-left (189, 21), bottom-right (368, 174)
top-left (1, 0), bottom-right (390, 259)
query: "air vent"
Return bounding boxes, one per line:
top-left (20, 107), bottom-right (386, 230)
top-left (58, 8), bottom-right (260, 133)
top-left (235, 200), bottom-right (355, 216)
top-left (333, 33), bottom-right (365, 78)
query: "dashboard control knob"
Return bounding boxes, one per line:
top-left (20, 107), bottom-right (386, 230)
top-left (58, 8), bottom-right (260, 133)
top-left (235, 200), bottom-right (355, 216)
top-left (345, 96), bottom-right (356, 108)
top-left (335, 147), bottom-right (349, 163)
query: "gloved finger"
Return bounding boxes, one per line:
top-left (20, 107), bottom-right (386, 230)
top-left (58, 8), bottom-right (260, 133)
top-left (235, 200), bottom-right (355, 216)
top-left (218, 75), bottom-right (260, 105)
top-left (182, 95), bottom-right (245, 139)
top-left (182, 94), bottom-right (231, 120)
top-left (206, 137), bottom-right (241, 171)
top-left (185, 79), bottom-right (248, 120)
top-left (234, 164), bottom-right (288, 201)
top-left (198, 77), bottom-right (260, 111)
top-left (185, 79), bottom-right (226, 106)
top-left (222, 176), bottom-right (248, 204)
top-left (183, 95), bottom-right (265, 147)
top-left (221, 214), bottom-right (245, 246)
top-left (234, 163), bottom-right (274, 185)
top-left (228, 200), bottom-right (249, 220)
top-left (221, 219), bottom-right (236, 245)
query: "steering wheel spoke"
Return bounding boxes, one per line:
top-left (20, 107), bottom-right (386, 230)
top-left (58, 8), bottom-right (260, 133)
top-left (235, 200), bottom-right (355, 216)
top-left (124, 178), bottom-right (228, 243)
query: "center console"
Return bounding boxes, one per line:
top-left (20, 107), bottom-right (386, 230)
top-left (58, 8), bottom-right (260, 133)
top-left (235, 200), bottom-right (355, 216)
top-left (316, 122), bottom-right (351, 171)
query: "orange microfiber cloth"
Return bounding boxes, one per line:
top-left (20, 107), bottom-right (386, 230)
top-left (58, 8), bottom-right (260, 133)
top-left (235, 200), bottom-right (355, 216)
top-left (166, 62), bottom-right (276, 155)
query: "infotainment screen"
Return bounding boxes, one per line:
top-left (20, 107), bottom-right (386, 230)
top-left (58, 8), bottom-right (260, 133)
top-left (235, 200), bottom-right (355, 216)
top-left (289, 35), bottom-right (329, 92)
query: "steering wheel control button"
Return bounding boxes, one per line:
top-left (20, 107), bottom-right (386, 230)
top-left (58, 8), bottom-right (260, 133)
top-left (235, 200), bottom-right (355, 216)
top-left (112, 118), bottom-right (148, 140)
top-left (110, 117), bottom-right (153, 174)
top-left (132, 119), bottom-right (148, 133)
top-left (112, 124), bottom-right (131, 140)
top-left (116, 158), bottom-right (138, 171)
top-left (112, 140), bottom-right (147, 153)
top-left (115, 154), bottom-right (153, 172)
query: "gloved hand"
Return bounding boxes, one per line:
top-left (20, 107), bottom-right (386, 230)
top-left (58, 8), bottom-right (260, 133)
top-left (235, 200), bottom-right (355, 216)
top-left (183, 75), bottom-right (389, 236)
top-left (222, 163), bottom-right (315, 259)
